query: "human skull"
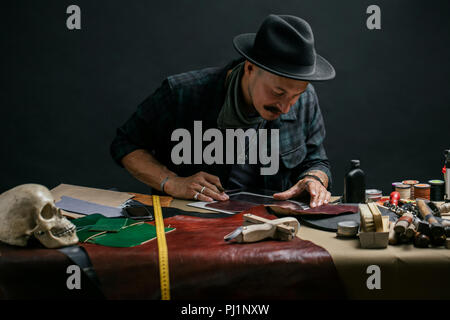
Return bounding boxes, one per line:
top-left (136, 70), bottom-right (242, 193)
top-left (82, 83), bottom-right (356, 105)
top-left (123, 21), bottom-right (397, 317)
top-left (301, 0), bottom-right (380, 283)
top-left (0, 184), bottom-right (78, 248)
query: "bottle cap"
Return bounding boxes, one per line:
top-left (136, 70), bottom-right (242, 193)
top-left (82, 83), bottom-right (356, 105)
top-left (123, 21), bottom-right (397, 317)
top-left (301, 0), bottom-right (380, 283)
top-left (351, 160), bottom-right (360, 168)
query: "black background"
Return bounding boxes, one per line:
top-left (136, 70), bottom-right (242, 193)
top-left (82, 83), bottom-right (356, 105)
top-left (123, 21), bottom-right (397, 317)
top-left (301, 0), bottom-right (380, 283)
top-left (1, 0), bottom-right (449, 195)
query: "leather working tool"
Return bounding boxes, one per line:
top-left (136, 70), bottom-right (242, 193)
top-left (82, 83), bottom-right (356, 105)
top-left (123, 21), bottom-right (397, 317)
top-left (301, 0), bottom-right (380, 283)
top-left (224, 213), bottom-right (300, 243)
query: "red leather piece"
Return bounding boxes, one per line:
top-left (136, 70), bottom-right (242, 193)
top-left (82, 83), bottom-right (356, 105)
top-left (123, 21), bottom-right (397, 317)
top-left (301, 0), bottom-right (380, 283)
top-left (269, 203), bottom-right (359, 216)
top-left (81, 205), bottom-right (345, 299)
top-left (0, 205), bottom-right (346, 299)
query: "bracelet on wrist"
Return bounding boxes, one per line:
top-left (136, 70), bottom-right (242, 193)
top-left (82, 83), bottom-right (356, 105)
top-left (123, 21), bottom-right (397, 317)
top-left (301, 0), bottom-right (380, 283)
top-left (300, 174), bottom-right (325, 187)
top-left (160, 176), bottom-right (170, 193)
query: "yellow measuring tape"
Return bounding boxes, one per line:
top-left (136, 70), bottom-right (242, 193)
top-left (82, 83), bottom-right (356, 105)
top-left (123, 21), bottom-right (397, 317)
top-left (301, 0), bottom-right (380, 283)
top-left (152, 195), bottom-right (171, 300)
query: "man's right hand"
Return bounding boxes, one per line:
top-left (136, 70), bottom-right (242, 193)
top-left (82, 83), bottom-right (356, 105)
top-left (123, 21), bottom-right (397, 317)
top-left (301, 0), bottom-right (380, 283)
top-left (164, 171), bottom-right (229, 202)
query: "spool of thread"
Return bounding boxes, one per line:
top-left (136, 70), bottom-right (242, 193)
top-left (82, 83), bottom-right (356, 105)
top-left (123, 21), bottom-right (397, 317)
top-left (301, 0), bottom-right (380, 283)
top-left (414, 184), bottom-right (431, 200)
top-left (429, 180), bottom-right (445, 201)
top-left (392, 182), bottom-right (402, 192)
top-left (402, 180), bottom-right (419, 199)
top-left (365, 189), bottom-right (382, 203)
top-left (395, 184), bottom-right (411, 200)
top-left (414, 232), bottom-right (430, 248)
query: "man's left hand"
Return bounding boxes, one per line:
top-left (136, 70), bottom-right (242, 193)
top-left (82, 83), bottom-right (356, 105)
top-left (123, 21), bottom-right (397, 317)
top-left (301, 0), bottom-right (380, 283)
top-left (273, 178), bottom-right (331, 208)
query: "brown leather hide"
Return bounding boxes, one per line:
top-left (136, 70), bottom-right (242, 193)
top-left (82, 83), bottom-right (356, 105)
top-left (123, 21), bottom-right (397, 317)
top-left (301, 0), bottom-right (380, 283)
top-left (0, 205), bottom-right (346, 299)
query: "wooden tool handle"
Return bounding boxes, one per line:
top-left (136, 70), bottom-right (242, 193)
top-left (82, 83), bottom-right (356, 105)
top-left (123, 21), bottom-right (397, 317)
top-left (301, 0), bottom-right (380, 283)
top-left (417, 199), bottom-right (438, 224)
top-left (417, 199), bottom-right (445, 238)
top-left (242, 223), bottom-right (276, 243)
top-left (405, 222), bottom-right (417, 238)
top-left (394, 212), bottom-right (413, 234)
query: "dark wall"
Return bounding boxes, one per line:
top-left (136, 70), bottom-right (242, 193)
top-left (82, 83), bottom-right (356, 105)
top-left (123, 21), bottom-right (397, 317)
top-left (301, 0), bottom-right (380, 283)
top-left (1, 0), bottom-right (449, 195)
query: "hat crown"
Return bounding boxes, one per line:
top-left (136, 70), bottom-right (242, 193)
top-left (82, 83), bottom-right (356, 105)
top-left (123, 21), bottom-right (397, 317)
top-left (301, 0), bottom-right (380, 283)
top-left (253, 15), bottom-right (316, 68)
top-left (232, 14), bottom-right (335, 81)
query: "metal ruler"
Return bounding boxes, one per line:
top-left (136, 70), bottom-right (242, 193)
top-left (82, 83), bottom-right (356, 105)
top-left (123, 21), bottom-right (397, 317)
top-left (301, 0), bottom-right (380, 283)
top-left (153, 195), bottom-right (171, 300)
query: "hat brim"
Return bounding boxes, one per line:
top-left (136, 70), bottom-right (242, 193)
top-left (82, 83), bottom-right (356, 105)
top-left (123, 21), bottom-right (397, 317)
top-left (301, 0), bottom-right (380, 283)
top-left (233, 33), bottom-right (336, 81)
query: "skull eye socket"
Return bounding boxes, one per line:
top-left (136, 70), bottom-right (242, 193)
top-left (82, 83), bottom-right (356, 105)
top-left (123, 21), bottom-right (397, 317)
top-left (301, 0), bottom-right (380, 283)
top-left (40, 203), bottom-right (55, 220)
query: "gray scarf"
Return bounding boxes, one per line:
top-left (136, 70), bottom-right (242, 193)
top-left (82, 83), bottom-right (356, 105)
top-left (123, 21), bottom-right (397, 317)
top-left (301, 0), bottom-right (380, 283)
top-left (217, 62), bottom-right (263, 129)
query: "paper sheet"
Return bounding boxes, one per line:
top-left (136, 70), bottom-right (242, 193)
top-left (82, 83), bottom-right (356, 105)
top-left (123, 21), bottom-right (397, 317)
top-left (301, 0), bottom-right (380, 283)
top-left (55, 196), bottom-right (124, 218)
top-left (51, 184), bottom-right (133, 207)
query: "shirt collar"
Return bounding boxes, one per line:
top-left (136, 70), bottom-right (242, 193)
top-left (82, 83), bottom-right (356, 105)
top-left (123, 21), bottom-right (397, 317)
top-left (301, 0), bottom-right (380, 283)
top-left (279, 104), bottom-right (298, 121)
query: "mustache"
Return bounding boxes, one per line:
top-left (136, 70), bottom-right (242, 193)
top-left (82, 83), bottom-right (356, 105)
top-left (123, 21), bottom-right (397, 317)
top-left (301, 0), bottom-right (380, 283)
top-left (264, 105), bottom-right (282, 113)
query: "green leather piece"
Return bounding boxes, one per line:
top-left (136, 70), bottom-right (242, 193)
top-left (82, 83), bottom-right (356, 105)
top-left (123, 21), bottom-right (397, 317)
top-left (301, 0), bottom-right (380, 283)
top-left (72, 214), bottom-right (174, 247)
top-left (90, 217), bottom-right (127, 232)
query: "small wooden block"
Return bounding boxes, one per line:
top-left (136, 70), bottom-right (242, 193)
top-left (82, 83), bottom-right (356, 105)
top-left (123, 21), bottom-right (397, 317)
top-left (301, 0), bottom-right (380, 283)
top-left (382, 216), bottom-right (389, 233)
top-left (368, 203), bottom-right (384, 232)
top-left (359, 204), bottom-right (374, 232)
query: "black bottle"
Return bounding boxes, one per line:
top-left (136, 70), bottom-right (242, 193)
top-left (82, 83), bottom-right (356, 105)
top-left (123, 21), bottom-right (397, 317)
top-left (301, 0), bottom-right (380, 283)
top-left (343, 160), bottom-right (366, 203)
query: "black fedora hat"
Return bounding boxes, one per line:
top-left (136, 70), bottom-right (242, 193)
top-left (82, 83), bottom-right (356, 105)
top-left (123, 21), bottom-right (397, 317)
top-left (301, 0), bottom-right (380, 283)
top-left (233, 14), bottom-right (335, 81)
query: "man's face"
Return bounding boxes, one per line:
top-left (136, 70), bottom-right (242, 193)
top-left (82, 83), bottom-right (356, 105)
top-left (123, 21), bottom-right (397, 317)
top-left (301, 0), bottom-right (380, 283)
top-left (244, 62), bottom-right (309, 120)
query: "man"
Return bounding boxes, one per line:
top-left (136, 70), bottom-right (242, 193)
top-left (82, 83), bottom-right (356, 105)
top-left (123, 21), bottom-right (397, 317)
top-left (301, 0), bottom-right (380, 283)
top-left (111, 14), bottom-right (335, 208)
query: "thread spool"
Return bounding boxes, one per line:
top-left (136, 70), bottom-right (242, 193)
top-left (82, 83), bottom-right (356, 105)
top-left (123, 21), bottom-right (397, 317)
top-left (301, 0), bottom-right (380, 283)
top-left (395, 184), bottom-right (411, 200)
top-left (429, 180), bottom-right (445, 201)
top-left (365, 189), bottom-right (382, 203)
top-left (403, 180), bottom-right (419, 199)
top-left (414, 184), bottom-right (431, 200)
top-left (392, 182), bottom-right (402, 192)
top-left (414, 232), bottom-right (430, 248)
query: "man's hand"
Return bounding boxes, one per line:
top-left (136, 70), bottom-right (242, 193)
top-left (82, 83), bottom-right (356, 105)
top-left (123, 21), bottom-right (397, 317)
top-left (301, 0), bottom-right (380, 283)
top-left (164, 171), bottom-right (229, 202)
top-left (273, 178), bottom-right (331, 208)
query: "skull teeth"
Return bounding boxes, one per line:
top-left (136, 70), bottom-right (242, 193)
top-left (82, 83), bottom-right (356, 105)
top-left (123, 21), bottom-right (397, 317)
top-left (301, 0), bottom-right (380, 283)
top-left (51, 224), bottom-right (76, 238)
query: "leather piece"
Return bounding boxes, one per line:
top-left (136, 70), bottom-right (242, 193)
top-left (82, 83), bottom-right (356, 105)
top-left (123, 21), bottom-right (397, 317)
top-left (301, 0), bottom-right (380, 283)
top-left (206, 193), bottom-right (307, 213)
top-left (0, 206), bottom-right (346, 299)
top-left (81, 205), bottom-right (346, 299)
top-left (269, 203), bottom-right (359, 216)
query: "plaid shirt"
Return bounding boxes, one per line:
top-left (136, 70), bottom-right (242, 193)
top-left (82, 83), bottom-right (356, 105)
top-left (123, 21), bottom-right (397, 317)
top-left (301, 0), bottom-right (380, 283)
top-left (110, 59), bottom-right (332, 192)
